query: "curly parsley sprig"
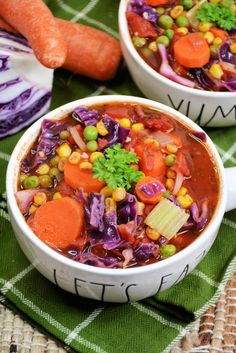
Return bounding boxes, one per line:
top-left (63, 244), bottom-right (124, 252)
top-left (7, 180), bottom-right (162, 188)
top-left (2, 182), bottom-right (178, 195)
top-left (93, 144), bottom-right (143, 190)
top-left (196, 2), bottom-right (236, 31)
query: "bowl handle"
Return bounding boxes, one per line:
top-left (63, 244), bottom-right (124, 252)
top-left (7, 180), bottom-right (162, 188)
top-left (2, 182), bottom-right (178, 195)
top-left (225, 167), bottom-right (236, 212)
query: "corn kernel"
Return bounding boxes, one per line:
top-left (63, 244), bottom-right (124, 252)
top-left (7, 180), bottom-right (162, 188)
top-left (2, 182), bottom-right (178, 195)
top-left (80, 161), bottom-right (93, 170)
top-left (105, 197), bottom-right (116, 212)
top-left (198, 22), bottom-right (212, 32)
top-left (100, 186), bottom-right (113, 197)
top-left (68, 151), bottom-right (81, 165)
top-left (50, 156), bottom-right (60, 167)
top-left (166, 144), bottom-right (178, 154)
top-left (176, 27), bottom-right (188, 35)
top-left (36, 163), bottom-right (50, 175)
top-left (166, 178), bottom-right (174, 191)
top-left (148, 41), bottom-right (158, 52)
top-left (89, 152), bottom-right (104, 163)
top-left (137, 202), bottom-right (145, 216)
top-left (96, 120), bottom-right (109, 136)
top-left (53, 192), bottom-right (62, 200)
top-left (170, 5), bottom-right (184, 19)
top-left (145, 138), bottom-right (160, 148)
top-left (58, 158), bottom-right (67, 172)
top-left (210, 0), bottom-right (220, 2)
top-left (166, 169), bottom-right (176, 178)
top-left (230, 43), bottom-right (236, 54)
top-left (33, 192), bottom-right (47, 206)
top-left (213, 37), bottom-right (222, 46)
top-left (231, 4), bottom-right (236, 14)
top-left (112, 187), bottom-right (126, 202)
top-left (177, 186), bottom-right (188, 196)
top-left (59, 130), bottom-right (69, 139)
top-left (29, 205), bottom-right (37, 214)
top-left (56, 143), bottom-right (72, 158)
top-left (177, 194), bottom-right (193, 208)
top-left (132, 123), bottom-right (144, 132)
top-left (146, 227), bottom-right (160, 241)
top-left (119, 118), bottom-right (131, 128)
top-left (204, 31), bottom-right (214, 44)
top-left (209, 63), bottom-right (224, 79)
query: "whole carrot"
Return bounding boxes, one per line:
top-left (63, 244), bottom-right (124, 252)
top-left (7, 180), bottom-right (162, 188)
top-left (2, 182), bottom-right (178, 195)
top-left (0, 0), bottom-right (67, 68)
top-left (56, 18), bottom-right (122, 81)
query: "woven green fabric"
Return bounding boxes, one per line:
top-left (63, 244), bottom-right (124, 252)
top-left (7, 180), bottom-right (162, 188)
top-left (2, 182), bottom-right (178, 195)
top-left (0, 1), bottom-right (236, 353)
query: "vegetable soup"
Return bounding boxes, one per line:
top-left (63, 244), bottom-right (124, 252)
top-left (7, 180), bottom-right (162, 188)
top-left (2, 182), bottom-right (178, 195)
top-left (126, 0), bottom-right (236, 91)
top-left (16, 102), bottom-right (219, 268)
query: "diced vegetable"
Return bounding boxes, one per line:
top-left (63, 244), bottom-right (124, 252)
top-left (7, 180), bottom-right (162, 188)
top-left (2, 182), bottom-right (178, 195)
top-left (144, 198), bottom-right (190, 239)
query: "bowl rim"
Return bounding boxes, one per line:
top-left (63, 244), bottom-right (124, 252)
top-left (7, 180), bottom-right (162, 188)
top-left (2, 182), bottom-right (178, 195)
top-left (118, 0), bottom-right (236, 97)
top-left (6, 94), bottom-right (226, 277)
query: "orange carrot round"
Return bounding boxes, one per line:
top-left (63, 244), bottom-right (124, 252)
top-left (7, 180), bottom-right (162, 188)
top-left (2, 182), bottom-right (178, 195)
top-left (30, 197), bottom-right (84, 249)
top-left (64, 161), bottom-right (105, 193)
top-left (135, 176), bottom-right (164, 204)
top-left (57, 18), bottom-right (122, 81)
top-left (0, 0), bottom-right (67, 68)
top-left (210, 28), bottom-right (228, 42)
top-left (173, 33), bottom-right (210, 68)
top-left (146, 0), bottom-right (168, 6)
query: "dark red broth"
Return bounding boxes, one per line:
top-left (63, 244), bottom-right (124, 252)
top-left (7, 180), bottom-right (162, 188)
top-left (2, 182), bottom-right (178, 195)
top-left (16, 102), bottom-right (219, 268)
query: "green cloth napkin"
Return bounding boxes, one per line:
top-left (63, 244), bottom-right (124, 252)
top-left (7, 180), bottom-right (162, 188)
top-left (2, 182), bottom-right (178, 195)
top-left (0, 1), bottom-right (236, 352)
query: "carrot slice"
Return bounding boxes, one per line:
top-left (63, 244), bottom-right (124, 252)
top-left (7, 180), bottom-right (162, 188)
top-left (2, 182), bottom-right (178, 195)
top-left (135, 176), bottom-right (165, 204)
top-left (135, 141), bottom-right (166, 180)
top-left (30, 197), bottom-right (84, 249)
top-left (210, 28), bottom-right (228, 42)
top-left (64, 161), bottom-right (105, 193)
top-left (146, 0), bottom-right (168, 6)
top-left (173, 33), bottom-right (210, 68)
top-left (0, 0), bottom-right (67, 68)
top-left (57, 19), bottom-right (122, 81)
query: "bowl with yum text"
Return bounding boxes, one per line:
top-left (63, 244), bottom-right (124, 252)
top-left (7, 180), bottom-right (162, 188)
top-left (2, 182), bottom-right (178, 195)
top-left (119, 0), bottom-right (236, 127)
top-left (6, 95), bottom-right (236, 302)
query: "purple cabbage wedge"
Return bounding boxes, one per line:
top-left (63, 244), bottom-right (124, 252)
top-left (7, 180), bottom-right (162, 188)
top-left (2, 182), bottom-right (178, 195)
top-left (0, 30), bottom-right (53, 138)
top-left (190, 200), bottom-right (209, 229)
top-left (128, 0), bottom-right (158, 23)
top-left (85, 193), bottom-right (105, 232)
top-left (117, 193), bottom-right (138, 225)
top-left (21, 119), bottom-right (67, 173)
top-left (99, 115), bottom-right (130, 148)
top-left (218, 42), bottom-right (236, 65)
top-left (72, 106), bottom-right (98, 126)
top-left (134, 243), bottom-right (159, 261)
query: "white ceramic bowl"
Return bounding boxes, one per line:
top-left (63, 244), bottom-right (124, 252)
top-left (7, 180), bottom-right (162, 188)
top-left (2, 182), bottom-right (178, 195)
top-left (6, 95), bottom-right (236, 303)
top-left (119, 0), bottom-right (236, 127)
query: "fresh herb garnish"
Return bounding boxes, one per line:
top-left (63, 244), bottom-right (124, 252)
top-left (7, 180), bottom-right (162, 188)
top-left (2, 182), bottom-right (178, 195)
top-left (196, 2), bottom-right (236, 31)
top-left (93, 143), bottom-right (143, 190)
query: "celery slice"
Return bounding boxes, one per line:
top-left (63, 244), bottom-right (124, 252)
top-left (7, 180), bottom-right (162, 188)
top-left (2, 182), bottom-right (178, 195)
top-left (144, 199), bottom-right (189, 240)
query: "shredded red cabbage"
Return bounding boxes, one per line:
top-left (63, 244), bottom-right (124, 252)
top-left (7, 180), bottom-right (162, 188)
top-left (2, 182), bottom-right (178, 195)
top-left (100, 115), bottom-right (130, 148)
top-left (190, 200), bottom-right (208, 229)
top-left (117, 193), bottom-right (138, 225)
top-left (128, 0), bottom-right (158, 23)
top-left (85, 193), bottom-right (105, 232)
top-left (134, 243), bottom-right (159, 261)
top-left (218, 42), bottom-right (236, 66)
top-left (72, 106), bottom-right (98, 126)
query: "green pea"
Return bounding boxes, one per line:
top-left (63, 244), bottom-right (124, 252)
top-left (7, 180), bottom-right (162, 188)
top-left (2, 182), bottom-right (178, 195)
top-left (49, 167), bottom-right (59, 178)
top-left (176, 15), bottom-right (189, 28)
top-left (20, 173), bottom-right (28, 184)
top-left (163, 190), bottom-right (171, 198)
top-left (158, 15), bottom-right (174, 29)
top-left (132, 36), bottom-right (146, 48)
top-left (160, 244), bottom-right (177, 258)
top-left (59, 130), bottom-right (69, 140)
top-left (220, 0), bottom-right (233, 7)
top-left (165, 29), bottom-right (174, 40)
top-left (86, 140), bottom-right (98, 152)
top-left (156, 35), bottom-right (170, 47)
top-left (50, 156), bottom-right (60, 167)
top-left (165, 154), bottom-right (176, 167)
top-left (156, 7), bottom-right (165, 14)
top-left (181, 0), bottom-right (193, 9)
top-left (39, 175), bottom-right (52, 188)
top-left (83, 126), bottom-right (98, 141)
top-left (23, 176), bottom-right (39, 189)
